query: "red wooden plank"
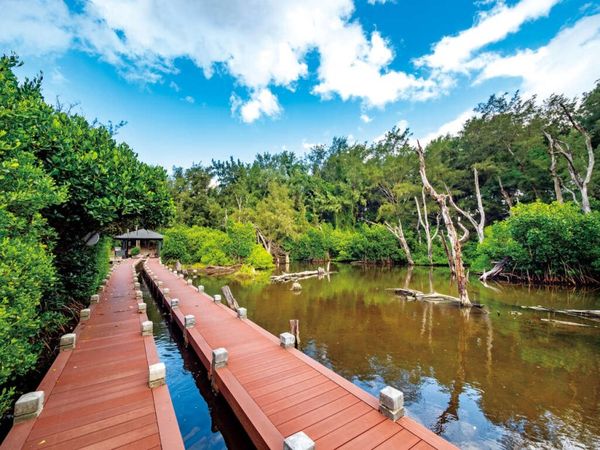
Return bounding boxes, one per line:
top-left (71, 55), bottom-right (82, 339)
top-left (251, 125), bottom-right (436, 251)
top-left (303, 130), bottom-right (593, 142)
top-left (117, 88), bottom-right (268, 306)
top-left (315, 410), bottom-right (386, 449)
top-left (338, 420), bottom-right (403, 450)
top-left (374, 429), bottom-right (422, 450)
top-left (277, 394), bottom-right (361, 438)
top-left (1, 260), bottom-right (184, 450)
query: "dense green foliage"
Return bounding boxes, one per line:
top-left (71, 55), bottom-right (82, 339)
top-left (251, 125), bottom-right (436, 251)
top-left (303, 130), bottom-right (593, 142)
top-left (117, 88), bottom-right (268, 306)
top-left (290, 224), bottom-right (406, 263)
top-left (0, 55), bottom-right (173, 415)
top-left (161, 223), bottom-right (273, 269)
top-left (475, 202), bottom-right (600, 280)
top-left (169, 82), bottom-right (600, 279)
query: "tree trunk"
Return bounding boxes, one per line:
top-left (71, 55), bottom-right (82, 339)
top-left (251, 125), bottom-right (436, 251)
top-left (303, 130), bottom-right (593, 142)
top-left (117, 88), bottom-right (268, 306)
top-left (383, 219), bottom-right (414, 266)
top-left (497, 176), bottom-right (513, 209)
top-left (415, 141), bottom-right (471, 307)
top-left (447, 168), bottom-right (485, 243)
top-left (547, 103), bottom-right (595, 214)
top-left (543, 131), bottom-right (564, 203)
top-left (415, 189), bottom-right (439, 265)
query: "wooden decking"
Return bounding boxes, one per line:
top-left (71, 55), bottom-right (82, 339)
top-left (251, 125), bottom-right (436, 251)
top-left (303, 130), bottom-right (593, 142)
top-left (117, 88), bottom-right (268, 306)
top-left (143, 258), bottom-right (457, 450)
top-left (1, 259), bottom-right (183, 450)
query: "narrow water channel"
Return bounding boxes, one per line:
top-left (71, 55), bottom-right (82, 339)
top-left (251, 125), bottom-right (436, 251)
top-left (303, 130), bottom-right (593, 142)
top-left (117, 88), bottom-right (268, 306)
top-left (139, 276), bottom-right (254, 449)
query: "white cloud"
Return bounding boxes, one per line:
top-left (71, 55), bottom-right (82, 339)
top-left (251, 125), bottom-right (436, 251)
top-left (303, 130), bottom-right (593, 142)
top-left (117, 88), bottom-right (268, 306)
top-left (419, 109), bottom-right (474, 145)
top-left (476, 14), bottom-right (600, 98)
top-left (50, 67), bottom-right (67, 85)
top-left (231, 88), bottom-right (281, 123)
top-left (360, 113), bottom-right (373, 123)
top-left (0, 0), bottom-right (73, 56)
top-left (416, 0), bottom-right (559, 73)
top-left (169, 81), bottom-right (180, 92)
top-left (0, 0), bottom-right (443, 120)
top-left (183, 95), bottom-right (195, 104)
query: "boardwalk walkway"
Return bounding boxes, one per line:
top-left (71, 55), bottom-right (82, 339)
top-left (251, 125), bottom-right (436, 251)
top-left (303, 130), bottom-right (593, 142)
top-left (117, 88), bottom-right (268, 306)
top-left (1, 259), bottom-right (183, 450)
top-left (144, 258), bottom-right (457, 450)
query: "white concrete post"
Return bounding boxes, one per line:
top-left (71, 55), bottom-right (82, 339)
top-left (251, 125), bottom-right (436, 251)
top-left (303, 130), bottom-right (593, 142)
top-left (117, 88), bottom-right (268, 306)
top-left (283, 432), bottom-right (315, 450)
top-left (141, 320), bottom-right (153, 336)
top-left (60, 333), bottom-right (76, 351)
top-left (13, 391), bottom-right (44, 424)
top-left (379, 386), bottom-right (405, 421)
top-left (80, 308), bottom-right (91, 321)
top-left (148, 362), bottom-right (166, 388)
top-left (170, 298), bottom-right (179, 309)
top-left (197, 285), bottom-right (205, 292)
top-left (280, 332), bottom-right (295, 349)
top-left (184, 315), bottom-right (196, 328)
top-left (138, 303), bottom-right (147, 314)
top-left (134, 282), bottom-right (141, 289)
top-left (135, 290), bottom-right (143, 299)
top-left (187, 279), bottom-right (193, 285)
top-left (237, 307), bottom-right (247, 319)
top-left (213, 294), bottom-right (221, 303)
top-left (212, 348), bottom-right (228, 370)
top-left (90, 294), bottom-right (100, 304)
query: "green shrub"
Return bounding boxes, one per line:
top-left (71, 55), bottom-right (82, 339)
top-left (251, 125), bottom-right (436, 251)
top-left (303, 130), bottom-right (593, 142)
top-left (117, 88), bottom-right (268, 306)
top-left (160, 225), bottom-right (274, 268)
top-left (247, 244), bottom-right (275, 269)
top-left (226, 221), bottom-right (255, 261)
top-left (0, 236), bottom-right (56, 412)
top-left (475, 201), bottom-right (600, 277)
top-left (290, 224), bottom-right (404, 263)
top-left (130, 246), bottom-right (141, 256)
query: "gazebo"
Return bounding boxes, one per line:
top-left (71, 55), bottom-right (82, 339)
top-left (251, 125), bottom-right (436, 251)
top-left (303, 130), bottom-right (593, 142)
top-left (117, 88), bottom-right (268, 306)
top-left (114, 229), bottom-right (163, 257)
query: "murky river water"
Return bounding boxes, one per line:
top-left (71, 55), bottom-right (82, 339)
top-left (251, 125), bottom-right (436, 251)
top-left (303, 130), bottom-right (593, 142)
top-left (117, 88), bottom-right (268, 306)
top-left (146, 264), bottom-right (600, 449)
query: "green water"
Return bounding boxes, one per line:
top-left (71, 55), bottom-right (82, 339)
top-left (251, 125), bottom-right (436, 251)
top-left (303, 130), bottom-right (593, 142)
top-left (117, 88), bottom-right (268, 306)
top-left (192, 263), bottom-right (600, 449)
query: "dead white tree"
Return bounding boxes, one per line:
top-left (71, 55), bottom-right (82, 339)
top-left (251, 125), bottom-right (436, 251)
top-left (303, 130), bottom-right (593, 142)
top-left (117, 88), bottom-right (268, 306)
top-left (376, 183), bottom-right (415, 266)
top-left (497, 176), bottom-right (514, 209)
top-left (446, 168), bottom-right (486, 243)
top-left (382, 219), bottom-right (414, 266)
top-left (414, 189), bottom-right (439, 265)
top-left (415, 141), bottom-right (471, 307)
top-left (546, 104), bottom-right (595, 213)
top-left (542, 130), bottom-right (564, 204)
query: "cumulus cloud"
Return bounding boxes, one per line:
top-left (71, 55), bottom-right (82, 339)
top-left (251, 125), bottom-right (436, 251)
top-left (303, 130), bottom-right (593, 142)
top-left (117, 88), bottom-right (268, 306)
top-left (416, 0), bottom-right (559, 73)
top-left (1, 0), bottom-right (596, 124)
top-left (0, 0), bottom-right (73, 56)
top-left (476, 14), bottom-right (600, 98)
top-left (419, 110), bottom-right (474, 145)
top-left (0, 0), bottom-right (439, 121)
top-left (231, 88), bottom-right (282, 123)
top-left (183, 95), bottom-right (195, 104)
top-left (360, 113), bottom-right (373, 123)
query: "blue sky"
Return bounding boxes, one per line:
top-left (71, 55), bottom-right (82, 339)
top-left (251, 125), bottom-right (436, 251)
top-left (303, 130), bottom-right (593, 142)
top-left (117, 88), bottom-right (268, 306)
top-left (1, 0), bottom-right (599, 171)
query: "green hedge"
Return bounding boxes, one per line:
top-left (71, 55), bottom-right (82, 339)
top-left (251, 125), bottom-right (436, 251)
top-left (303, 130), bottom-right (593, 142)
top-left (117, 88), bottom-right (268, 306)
top-left (474, 201), bottom-right (600, 278)
top-left (289, 224), bottom-right (406, 263)
top-left (161, 222), bottom-right (274, 269)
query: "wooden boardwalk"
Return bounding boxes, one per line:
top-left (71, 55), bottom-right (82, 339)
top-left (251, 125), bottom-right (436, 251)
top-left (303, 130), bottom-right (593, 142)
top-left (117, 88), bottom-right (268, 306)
top-left (144, 258), bottom-right (457, 450)
top-left (1, 260), bottom-right (183, 450)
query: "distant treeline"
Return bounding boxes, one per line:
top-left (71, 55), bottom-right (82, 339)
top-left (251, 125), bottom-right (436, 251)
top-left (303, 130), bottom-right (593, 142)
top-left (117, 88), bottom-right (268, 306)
top-left (169, 81), bottom-right (600, 282)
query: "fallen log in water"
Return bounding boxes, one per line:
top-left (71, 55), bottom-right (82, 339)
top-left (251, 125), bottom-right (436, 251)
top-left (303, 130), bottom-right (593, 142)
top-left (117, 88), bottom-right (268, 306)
top-left (271, 267), bottom-right (334, 283)
top-left (387, 288), bottom-right (487, 310)
top-left (521, 305), bottom-right (600, 322)
top-left (480, 257), bottom-right (510, 282)
top-left (541, 318), bottom-right (595, 328)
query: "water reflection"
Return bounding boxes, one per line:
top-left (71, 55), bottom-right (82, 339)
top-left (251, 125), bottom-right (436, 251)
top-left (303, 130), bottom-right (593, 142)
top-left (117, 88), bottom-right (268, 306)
top-left (194, 264), bottom-right (600, 449)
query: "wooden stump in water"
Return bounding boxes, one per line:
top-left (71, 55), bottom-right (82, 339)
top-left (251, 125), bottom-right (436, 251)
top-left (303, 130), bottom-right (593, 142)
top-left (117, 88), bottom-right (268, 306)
top-left (290, 319), bottom-right (300, 349)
